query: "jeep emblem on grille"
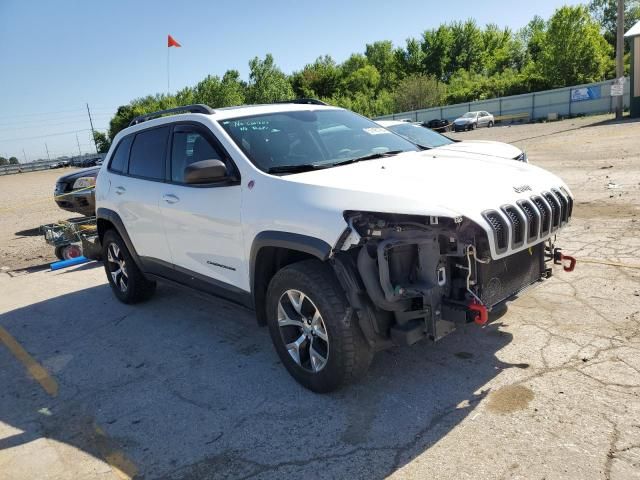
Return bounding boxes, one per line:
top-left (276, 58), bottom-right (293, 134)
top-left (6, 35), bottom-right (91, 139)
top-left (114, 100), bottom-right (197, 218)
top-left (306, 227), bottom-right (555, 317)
top-left (513, 184), bottom-right (532, 193)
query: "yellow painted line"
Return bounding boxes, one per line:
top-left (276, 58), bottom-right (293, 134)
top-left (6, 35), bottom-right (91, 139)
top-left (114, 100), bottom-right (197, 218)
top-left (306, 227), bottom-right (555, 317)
top-left (579, 258), bottom-right (640, 270)
top-left (0, 326), bottom-right (58, 396)
top-left (94, 425), bottom-right (139, 480)
top-left (0, 326), bottom-right (138, 478)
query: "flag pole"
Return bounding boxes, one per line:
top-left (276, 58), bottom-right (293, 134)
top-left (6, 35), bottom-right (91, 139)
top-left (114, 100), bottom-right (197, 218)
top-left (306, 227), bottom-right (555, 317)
top-left (167, 45), bottom-right (170, 94)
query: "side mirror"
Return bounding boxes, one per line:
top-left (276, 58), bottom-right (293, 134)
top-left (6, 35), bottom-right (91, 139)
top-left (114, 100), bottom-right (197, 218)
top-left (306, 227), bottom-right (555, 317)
top-left (184, 159), bottom-right (229, 184)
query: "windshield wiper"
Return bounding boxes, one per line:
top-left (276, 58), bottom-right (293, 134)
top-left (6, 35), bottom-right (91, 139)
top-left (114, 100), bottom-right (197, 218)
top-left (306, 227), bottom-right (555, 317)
top-left (267, 163), bottom-right (327, 174)
top-left (329, 150), bottom-right (405, 167)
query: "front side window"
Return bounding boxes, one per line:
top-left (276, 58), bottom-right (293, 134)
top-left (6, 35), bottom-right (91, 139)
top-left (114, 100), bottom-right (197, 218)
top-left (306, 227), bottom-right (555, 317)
top-left (220, 109), bottom-right (418, 173)
top-left (171, 128), bottom-right (225, 183)
top-left (108, 135), bottom-right (133, 173)
top-left (387, 123), bottom-right (454, 149)
top-left (128, 126), bottom-right (169, 180)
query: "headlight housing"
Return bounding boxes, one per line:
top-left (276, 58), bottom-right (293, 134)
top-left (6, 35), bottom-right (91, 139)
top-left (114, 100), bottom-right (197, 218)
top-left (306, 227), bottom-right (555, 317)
top-left (72, 177), bottom-right (96, 189)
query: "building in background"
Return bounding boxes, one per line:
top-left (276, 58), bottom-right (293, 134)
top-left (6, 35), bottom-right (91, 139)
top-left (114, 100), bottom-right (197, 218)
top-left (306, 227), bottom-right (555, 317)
top-left (626, 20), bottom-right (640, 118)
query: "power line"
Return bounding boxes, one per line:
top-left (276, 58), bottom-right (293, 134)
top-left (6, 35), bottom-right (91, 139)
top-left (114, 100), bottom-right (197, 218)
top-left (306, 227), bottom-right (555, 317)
top-left (0, 113), bottom-right (112, 129)
top-left (0, 128), bottom-right (108, 143)
top-left (0, 106), bottom-right (120, 119)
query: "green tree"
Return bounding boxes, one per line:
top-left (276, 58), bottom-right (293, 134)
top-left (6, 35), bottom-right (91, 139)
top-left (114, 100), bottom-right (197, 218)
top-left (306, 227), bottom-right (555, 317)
top-left (365, 40), bottom-right (398, 89)
top-left (448, 20), bottom-right (484, 75)
top-left (589, 0), bottom-right (640, 48)
top-left (393, 75), bottom-right (446, 112)
top-left (540, 5), bottom-right (613, 87)
top-left (394, 37), bottom-right (425, 77)
top-left (0, 157), bottom-right (8, 166)
top-left (422, 25), bottom-right (453, 80)
top-left (291, 55), bottom-right (340, 99)
top-left (93, 132), bottom-right (111, 153)
top-left (9, 156), bottom-right (19, 164)
top-left (247, 54), bottom-right (294, 104)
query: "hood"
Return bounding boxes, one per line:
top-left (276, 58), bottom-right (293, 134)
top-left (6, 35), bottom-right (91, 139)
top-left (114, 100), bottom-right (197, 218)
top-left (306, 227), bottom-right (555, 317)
top-left (283, 150), bottom-right (570, 258)
top-left (454, 117), bottom-right (473, 124)
top-left (433, 140), bottom-right (522, 160)
top-left (57, 166), bottom-right (100, 183)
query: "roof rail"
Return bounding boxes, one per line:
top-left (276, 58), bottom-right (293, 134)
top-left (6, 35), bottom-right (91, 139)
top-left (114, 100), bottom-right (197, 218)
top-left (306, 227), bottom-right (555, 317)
top-left (128, 104), bottom-right (214, 127)
top-left (275, 98), bottom-right (328, 106)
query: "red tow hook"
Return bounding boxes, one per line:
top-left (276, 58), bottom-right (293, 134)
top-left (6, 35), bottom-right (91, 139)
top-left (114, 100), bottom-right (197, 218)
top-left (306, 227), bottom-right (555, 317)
top-left (469, 300), bottom-right (489, 326)
top-left (553, 248), bottom-right (577, 272)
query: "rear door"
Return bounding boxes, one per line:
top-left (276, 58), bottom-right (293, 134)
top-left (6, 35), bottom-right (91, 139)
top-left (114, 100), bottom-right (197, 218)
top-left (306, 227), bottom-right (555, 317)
top-left (112, 125), bottom-right (173, 264)
top-left (159, 123), bottom-right (245, 290)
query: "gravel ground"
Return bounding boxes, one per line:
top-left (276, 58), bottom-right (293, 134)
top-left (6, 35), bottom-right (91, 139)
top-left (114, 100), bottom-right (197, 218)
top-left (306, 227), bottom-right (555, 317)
top-left (0, 114), bottom-right (639, 480)
top-left (0, 167), bottom-right (85, 271)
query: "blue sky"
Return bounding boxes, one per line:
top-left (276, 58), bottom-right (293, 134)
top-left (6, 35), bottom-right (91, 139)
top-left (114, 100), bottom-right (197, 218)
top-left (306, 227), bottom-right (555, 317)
top-left (0, 0), bottom-right (583, 160)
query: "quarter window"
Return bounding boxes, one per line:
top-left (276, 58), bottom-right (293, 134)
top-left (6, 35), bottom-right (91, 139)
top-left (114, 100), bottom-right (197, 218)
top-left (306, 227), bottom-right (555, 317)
top-left (171, 129), bottom-right (225, 183)
top-left (108, 135), bottom-right (133, 173)
top-left (128, 126), bottom-right (169, 180)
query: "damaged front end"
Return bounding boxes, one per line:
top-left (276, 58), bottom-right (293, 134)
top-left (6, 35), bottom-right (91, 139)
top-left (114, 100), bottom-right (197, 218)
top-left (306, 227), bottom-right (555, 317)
top-left (331, 210), bottom-right (575, 349)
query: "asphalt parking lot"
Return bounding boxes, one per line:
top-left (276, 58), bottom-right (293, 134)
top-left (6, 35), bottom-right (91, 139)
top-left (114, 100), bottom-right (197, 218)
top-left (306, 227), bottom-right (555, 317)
top-left (1, 115), bottom-right (639, 479)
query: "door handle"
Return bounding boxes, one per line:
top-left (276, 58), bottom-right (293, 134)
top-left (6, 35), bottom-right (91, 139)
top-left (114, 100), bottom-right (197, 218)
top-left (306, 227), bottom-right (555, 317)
top-left (163, 194), bottom-right (180, 204)
top-left (115, 186), bottom-right (126, 195)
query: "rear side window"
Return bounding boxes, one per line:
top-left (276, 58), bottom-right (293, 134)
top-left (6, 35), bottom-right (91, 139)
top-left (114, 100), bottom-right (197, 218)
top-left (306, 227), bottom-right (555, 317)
top-left (128, 127), bottom-right (169, 180)
top-left (108, 135), bottom-right (133, 173)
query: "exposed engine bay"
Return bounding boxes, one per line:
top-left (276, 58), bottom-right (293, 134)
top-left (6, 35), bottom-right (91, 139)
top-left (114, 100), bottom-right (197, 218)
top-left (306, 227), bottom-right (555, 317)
top-left (332, 211), bottom-right (575, 349)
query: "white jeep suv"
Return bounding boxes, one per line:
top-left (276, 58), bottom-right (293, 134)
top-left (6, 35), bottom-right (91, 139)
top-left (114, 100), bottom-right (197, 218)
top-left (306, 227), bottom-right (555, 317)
top-left (96, 100), bottom-right (575, 392)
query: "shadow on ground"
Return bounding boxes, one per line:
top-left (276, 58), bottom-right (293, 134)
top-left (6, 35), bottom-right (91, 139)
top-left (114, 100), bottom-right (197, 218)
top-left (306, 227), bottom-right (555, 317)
top-left (0, 281), bottom-right (526, 479)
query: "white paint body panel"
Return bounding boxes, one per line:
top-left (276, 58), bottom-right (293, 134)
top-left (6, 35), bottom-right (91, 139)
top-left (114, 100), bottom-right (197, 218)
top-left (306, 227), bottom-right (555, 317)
top-left (97, 105), bottom-right (571, 294)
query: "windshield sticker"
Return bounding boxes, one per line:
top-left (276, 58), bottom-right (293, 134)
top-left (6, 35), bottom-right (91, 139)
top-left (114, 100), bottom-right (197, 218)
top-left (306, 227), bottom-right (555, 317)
top-left (363, 127), bottom-right (391, 135)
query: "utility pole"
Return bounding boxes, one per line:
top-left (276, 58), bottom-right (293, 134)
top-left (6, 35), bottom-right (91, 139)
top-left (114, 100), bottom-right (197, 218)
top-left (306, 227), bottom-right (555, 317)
top-left (22, 149), bottom-right (27, 163)
top-left (76, 133), bottom-right (82, 156)
top-left (45, 143), bottom-right (50, 161)
top-left (86, 103), bottom-right (98, 153)
top-left (615, 0), bottom-right (624, 119)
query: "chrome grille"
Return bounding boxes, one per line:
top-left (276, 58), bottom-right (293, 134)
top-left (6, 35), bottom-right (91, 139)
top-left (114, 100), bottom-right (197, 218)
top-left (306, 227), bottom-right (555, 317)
top-left (483, 187), bottom-right (573, 252)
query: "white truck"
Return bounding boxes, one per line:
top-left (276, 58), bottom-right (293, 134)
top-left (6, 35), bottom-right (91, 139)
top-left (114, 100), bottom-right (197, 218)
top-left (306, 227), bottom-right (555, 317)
top-left (96, 100), bottom-right (576, 392)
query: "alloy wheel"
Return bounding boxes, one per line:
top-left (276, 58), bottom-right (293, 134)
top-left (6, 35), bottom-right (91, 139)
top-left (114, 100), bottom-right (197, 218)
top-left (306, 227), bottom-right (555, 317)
top-left (277, 289), bottom-right (329, 372)
top-left (106, 242), bottom-right (128, 293)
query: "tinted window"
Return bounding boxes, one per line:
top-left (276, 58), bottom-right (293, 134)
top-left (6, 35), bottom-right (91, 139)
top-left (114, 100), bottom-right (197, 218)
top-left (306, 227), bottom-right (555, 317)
top-left (108, 135), bottom-right (133, 173)
top-left (220, 109), bottom-right (417, 173)
top-left (171, 129), bottom-right (224, 183)
top-left (387, 123), bottom-right (454, 148)
top-left (128, 126), bottom-right (169, 180)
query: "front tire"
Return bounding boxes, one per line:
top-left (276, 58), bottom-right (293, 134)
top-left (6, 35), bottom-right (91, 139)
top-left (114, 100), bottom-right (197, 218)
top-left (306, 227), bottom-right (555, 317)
top-left (266, 260), bottom-right (373, 393)
top-left (102, 230), bottom-right (156, 304)
top-left (488, 120), bottom-right (494, 128)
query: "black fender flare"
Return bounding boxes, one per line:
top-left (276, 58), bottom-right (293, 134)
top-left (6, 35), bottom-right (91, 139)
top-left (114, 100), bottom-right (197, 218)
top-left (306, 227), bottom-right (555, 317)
top-left (96, 207), bottom-right (143, 268)
top-left (249, 230), bottom-right (332, 293)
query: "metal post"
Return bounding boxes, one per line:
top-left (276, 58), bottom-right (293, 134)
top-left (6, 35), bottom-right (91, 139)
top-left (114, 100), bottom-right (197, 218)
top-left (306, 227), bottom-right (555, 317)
top-left (531, 93), bottom-right (536, 121)
top-left (76, 133), bottom-right (82, 156)
top-left (615, 0), bottom-right (624, 119)
top-left (45, 143), bottom-right (50, 161)
top-left (22, 149), bottom-right (27, 163)
top-left (86, 103), bottom-right (98, 153)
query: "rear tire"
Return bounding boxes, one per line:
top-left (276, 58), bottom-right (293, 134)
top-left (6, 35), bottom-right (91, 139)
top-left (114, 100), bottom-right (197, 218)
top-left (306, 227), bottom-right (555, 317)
top-left (102, 230), bottom-right (156, 304)
top-left (266, 259), bottom-right (373, 393)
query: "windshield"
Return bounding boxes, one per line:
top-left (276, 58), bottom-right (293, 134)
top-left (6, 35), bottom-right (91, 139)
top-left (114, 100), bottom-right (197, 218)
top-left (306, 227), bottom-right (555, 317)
top-left (387, 123), bottom-right (454, 148)
top-left (219, 109), bottom-right (418, 173)
top-left (462, 112), bottom-right (477, 118)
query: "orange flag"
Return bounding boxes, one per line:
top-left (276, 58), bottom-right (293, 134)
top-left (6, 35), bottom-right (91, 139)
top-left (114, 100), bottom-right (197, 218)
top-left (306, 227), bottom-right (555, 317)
top-left (167, 35), bottom-right (181, 48)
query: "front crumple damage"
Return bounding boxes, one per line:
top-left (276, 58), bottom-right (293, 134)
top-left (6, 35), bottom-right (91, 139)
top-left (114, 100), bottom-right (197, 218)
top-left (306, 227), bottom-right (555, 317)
top-left (333, 210), bottom-right (575, 348)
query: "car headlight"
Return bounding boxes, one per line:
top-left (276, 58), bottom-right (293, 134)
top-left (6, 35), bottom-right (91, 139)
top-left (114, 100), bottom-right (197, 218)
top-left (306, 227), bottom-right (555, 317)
top-left (73, 177), bottom-right (96, 189)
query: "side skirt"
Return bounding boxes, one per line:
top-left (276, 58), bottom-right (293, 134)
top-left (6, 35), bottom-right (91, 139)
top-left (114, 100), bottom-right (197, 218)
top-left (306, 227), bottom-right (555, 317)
top-left (140, 256), bottom-right (254, 310)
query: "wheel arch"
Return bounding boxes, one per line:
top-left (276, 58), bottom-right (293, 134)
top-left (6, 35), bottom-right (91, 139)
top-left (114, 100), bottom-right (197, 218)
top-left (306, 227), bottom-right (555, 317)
top-left (250, 231), bottom-right (332, 326)
top-left (96, 207), bottom-right (143, 268)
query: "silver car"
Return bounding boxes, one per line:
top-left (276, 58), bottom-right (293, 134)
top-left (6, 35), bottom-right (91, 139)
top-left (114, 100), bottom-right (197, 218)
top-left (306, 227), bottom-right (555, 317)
top-left (453, 111), bottom-right (494, 132)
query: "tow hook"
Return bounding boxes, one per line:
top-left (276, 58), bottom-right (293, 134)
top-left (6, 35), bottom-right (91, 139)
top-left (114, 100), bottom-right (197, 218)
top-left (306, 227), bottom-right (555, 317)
top-left (469, 300), bottom-right (489, 326)
top-left (553, 247), bottom-right (577, 272)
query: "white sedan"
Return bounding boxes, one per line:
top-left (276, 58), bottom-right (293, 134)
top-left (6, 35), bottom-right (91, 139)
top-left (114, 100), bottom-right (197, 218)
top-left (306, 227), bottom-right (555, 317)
top-left (375, 120), bottom-right (527, 162)
top-left (452, 111), bottom-right (494, 131)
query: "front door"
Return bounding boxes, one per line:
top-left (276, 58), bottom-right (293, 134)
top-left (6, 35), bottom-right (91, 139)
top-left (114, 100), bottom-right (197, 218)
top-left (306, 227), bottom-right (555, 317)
top-left (159, 123), bottom-right (245, 290)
